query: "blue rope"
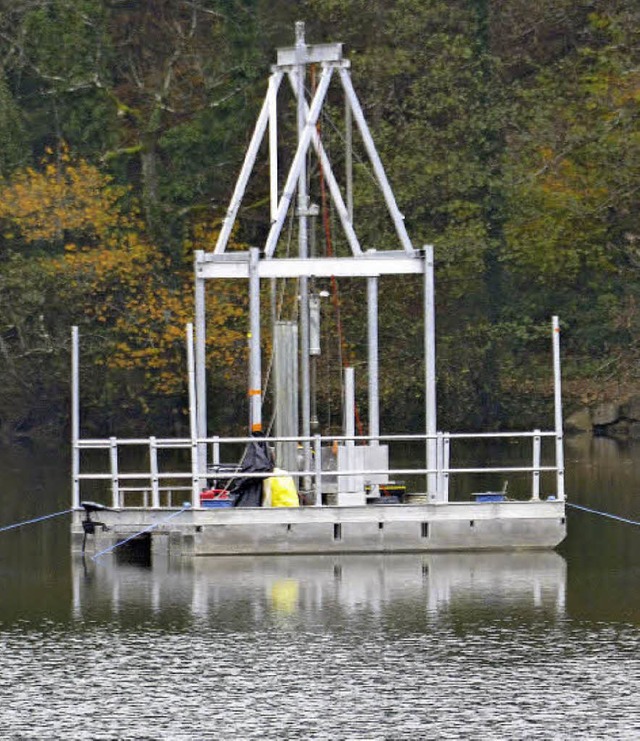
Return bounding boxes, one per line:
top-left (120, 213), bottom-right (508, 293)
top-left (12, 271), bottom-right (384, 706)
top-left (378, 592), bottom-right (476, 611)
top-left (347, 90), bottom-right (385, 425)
top-left (91, 504), bottom-right (191, 561)
top-left (566, 502), bottom-right (640, 528)
top-left (0, 508), bottom-right (74, 533)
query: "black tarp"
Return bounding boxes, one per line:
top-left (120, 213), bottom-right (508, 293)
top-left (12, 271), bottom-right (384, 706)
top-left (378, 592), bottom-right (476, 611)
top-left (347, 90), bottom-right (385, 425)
top-left (231, 433), bottom-right (274, 507)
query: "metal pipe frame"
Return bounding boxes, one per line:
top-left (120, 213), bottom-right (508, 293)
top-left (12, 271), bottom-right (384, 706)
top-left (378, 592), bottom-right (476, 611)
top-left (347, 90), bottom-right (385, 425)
top-left (76, 430), bottom-right (558, 448)
top-left (79, 464), bottom-right (561, 482)
top-left (77, 428), bottom-right (562, 509)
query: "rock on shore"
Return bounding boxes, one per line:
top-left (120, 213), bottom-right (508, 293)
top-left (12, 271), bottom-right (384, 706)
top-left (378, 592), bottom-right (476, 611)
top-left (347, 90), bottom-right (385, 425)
top-left (566, 395), bottom-right (640, 438)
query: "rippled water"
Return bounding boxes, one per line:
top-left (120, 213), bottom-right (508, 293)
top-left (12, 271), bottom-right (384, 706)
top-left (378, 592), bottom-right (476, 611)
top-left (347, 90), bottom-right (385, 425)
top-left (1, 437), bottom-right (640, 739)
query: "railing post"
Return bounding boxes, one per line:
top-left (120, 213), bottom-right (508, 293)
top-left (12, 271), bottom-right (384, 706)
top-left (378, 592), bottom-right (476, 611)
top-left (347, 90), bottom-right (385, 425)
top-left (150, 437), bottom-right (160, 508)
top-left (532, 429), bottom-right (541, 501)
top-left (344, 367), bottom-right (356, 494)
top-left (109, 437), bottom-right (119, 509)
top-left (436, 431), bottom-right (444, 503)
top-left (443, 433), bottom-right (450, 503)
top-left (187, 323), bottom-right (200, 508)
top-left (71, 326), bottom-right (80, 510)
top-left (212, 436), bottom-right (220, 468)
top-left (314, 434), bottom-right (322, 506)
top-left (552, 316), bottom-right (565, 501)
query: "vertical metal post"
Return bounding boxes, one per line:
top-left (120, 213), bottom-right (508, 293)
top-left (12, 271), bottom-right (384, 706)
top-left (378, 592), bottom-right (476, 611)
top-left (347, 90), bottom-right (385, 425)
top-left (344, 367), bottom-right (356, 440)
top-left (248, 247), bottom-right (262, 432)
top-left (367, 253), bottom-right (380, 445)
top-left (443, 433), bottom-right (451, 503)
top-left (296, 21), bottom-right (311, 491)
top-left (309, 294), bottom-right (320, 433)
top-left (309, 204), bottom-right (321, 434)
top-left (71, 326), bottom-right (80, 510)
top-left (195, 271), bottom-right (207, 489)
top-left (314, 433), bottom-right (322, 506)
top-left (344, 366), bottom-right (356, 493)
top-left (187, 322), bottom-right (200, 508)
top-left (109, 437), bottom-right (119, 509)
top-left (436, 431), bottom-right (444, 499)
top-left (532, 429), bottom-right (541, 501)
top-left (424, 245), bottom-right (437, 501)
top-left (150, 437), bottom-right (160, 508)
top-left (552, 316), bottom-right (565, 501)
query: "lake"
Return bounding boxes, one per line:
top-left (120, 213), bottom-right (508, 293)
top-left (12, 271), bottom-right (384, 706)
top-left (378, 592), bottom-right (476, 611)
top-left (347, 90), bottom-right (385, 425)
top-left (1, 434), bottom-right (639, 739)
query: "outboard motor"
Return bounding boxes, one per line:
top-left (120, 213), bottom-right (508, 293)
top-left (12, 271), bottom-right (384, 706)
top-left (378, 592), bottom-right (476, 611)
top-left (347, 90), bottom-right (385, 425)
top-left (80, 501), bottom-right (111, 553)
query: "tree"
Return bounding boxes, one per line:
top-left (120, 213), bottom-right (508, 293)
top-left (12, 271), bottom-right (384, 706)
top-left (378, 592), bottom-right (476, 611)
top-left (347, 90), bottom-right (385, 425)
top-left (0, 147), bottom-right (249, 436)
top-left (501, 3), bottom-right (640, 376)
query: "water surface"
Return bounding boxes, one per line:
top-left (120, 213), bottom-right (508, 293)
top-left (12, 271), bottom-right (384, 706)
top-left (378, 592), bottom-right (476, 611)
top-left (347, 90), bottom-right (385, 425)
top-left (1, 436), bottom-right (639, 739)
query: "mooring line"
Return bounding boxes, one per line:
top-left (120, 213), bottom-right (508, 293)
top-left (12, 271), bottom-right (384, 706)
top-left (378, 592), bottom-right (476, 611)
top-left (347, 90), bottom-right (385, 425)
top-left (91, 504), bottom-right (191, 561)
top-left (0, 508), bottom-right (74, 533)
top-left (566, 502), bottom-right (640, 528)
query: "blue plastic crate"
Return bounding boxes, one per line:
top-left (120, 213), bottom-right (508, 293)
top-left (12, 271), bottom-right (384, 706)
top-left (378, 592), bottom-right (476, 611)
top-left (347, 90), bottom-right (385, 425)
top-left (201, 499), bottom-right (234, 508)
top-left (472, 493), bottom-right (505, 503)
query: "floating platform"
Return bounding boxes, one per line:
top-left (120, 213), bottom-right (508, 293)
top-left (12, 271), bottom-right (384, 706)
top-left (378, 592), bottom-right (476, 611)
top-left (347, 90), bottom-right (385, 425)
top-left (73, 500), bottom-right (566, 557)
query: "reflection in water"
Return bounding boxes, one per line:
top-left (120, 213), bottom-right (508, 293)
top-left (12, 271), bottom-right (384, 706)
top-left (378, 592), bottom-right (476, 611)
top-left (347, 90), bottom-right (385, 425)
top-left (71, 552), bottom-right (566, 626)
top-left (7, 553), bottom-right (640, 740)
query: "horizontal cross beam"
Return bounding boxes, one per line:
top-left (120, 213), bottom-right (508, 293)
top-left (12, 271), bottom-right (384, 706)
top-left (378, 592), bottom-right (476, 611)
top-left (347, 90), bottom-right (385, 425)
top-left (276, 43), bottom-right (344, 67)
top-left (195, 252), bottom-right (425, 280)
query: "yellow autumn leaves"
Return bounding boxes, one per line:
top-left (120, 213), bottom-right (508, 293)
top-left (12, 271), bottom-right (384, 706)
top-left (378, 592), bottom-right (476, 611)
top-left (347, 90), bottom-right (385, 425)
top-left (0, 145), bottom-right (135, 246)
top-left (0, 145), bottom-right (247, 397)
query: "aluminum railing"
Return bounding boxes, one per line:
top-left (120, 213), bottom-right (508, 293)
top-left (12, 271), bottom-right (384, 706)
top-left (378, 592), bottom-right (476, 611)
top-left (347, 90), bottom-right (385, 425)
top-left (72, 429), bottom-right (564, 510)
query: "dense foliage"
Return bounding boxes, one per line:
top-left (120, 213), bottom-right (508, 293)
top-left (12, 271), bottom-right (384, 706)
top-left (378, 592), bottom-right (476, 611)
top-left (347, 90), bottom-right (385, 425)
top-left (0, 0), bottom-right (638, 440)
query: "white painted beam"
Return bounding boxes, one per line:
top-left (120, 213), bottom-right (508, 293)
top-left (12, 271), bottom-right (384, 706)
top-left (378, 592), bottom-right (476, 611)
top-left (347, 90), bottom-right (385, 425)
top-left (196, 253), bottom-right (424, 280)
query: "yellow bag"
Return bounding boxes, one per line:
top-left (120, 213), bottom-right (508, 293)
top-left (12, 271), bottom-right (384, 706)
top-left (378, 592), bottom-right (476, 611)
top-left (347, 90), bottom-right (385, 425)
top-left (264, 469), bottom-right (299, 507)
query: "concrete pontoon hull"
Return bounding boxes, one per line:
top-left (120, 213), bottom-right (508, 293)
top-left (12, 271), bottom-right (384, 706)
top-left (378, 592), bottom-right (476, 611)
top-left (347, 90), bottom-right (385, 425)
top-left (73, 500), bottom-right (566, 557)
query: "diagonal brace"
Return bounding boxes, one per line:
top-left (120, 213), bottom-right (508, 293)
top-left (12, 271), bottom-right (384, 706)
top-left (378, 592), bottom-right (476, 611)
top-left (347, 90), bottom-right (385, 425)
top-left (287, 70), bottom-right (362, 256)
top-left (264, 65), bottom-right (334, 258)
